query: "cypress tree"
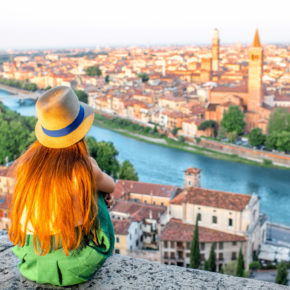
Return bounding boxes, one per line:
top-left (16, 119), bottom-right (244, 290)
top-left (236, 248), bottom-right (245, 277)
top-left (208, 243), bottom-right (217, 272)
top-left (204, 259), bottom-right (210, 271)
top-left (275, 261), bottom-right (288, 285)
top-left (190, 217), bottom-right (200, 269)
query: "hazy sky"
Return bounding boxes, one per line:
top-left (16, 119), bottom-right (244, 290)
top-left (0, 0), bottom-right (289, 49)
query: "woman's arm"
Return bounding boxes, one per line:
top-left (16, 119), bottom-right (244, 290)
top-left (89, 157), bottom-right (115, 194)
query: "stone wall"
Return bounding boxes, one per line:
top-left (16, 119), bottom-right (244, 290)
top-left (0, 231), bottom-right (288, 289)
top-left (200, 139), bottom-right (290, 167)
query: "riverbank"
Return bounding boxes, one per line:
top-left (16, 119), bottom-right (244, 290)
top-left (0, 84), bottom-right (34, 95)
top-left (93, 113), bottom-right (290, 171)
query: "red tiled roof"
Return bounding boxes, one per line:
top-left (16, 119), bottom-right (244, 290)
top-left (170, 187), bottom-right (251, 211)
top-left (0, 194), bottom-right (12, 210)
top-left (110, 200), bottom-right (166, 222)
top-left (112, 180), bottom-right (178, 199)
top-left (112, 218), bottom-right (131, 235)
top-left (160, 218), bottom-right (246, 242)
top-left (212, 85), bottom-right (248, 93)
top-left (0, 166), bottom-right (10, 177)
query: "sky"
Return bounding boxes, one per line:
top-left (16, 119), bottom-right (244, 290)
top-left (0, 0), bottom-right (289, 50)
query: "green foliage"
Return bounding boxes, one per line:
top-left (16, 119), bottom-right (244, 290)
top-left (198, 120), bottom-right (218, 137)
top-left (217, 126), bottom-right (227, 140)
top-left (263, 159), bottom-right (273, 166)
top-left (86, 137), bottom-right (119, 178)
top-left (0, 76), bottom-right (38, 92)
top-left (208, 243), bottom-right (217, 272)
top-left (86, 136), bottom-right (138, 180)
top-left (235, 248), bottom-right (245, 277)
top-left (0, 102), bottom-right (37, 164)
top-left (105, 75), bottom-right (110, 83)
top-left (276, 131), bottom-right (290, 152)
top-left (267, 107), bottom-right (290, 135)
top-left (195, 137), bottom-right (201, 144)
top-left (249, 128), bottom-right (266, 147)
top-left (223, 261), bottom-right (237, 276)
top-left (137, 73), bottom-right (149, 82)
top-left (190, 218), bottom-right (200, 269)
top-left (221, 105), bottom-right (246, 134)
top-left (249, 261), bottom-right (261, 271)
top-left (203, 260), bottom-right (210, 271)
top-left (275, 261), bottom-right (288, 285)
top-left (171, 127), bottom-right (180, 136)
top-left (73, 89), bottom-right (88, 104)
top-left (227, 131), bottom-right (238, 143)
top-left (119, 160), bottom-right (138, 181)
top-left (178, 136), bottom-right (185, 143)
top-left (86, 65), bottom-right (102, 77)
top-left (44, 86), bottom-right (52, 91)
top-left (265, 132), bottom-right (279, 150)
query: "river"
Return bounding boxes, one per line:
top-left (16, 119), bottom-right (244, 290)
top-left (1, 90), bottom-right (290, 226)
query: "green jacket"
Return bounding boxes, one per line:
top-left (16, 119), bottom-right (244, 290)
top-left (12, 194), bottom-right (115, 286)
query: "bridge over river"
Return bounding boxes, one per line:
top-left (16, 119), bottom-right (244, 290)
top-left (0, 84), bottom-right (40, 102)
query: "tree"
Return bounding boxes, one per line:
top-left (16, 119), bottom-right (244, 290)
top-left (217, 125), bottom-right (227, 140)
top-left (119, 160), bottom-right (138, 181)
top-left (249, 128), bottom-right (266, 147)
top-left (265, 132), bottom-right (279, 150)
top-left (74, 89), bottom-right (88, 104)
top-left (86, 137), bottom-right (119, 178)
top-left (138, 73), bottom-right (149, 82)
top-left (221, 105), bottom-right (246, 134)
top-left (190, 218), bottom-right (200, 269)
top-left (86, 65), bottom-right (102, 77)
top-left (235, 248), bottom-right (245, 277)
top-left (203, 260), bottom-right (210, 271)
top-left (105, 75), bottom-right (110, 83)
top-left (276, 131), bottom-right (290, 152)
top-left (267, 107), bottom-right (290, 134)
top-left (275, 261), bottom-right (288, 285)
top-left (198, 120), bottom-right (218, 137)
top-left (228, 131), bottom-right (238, 143)
top-left (207, 243), bottom-right (217, 272)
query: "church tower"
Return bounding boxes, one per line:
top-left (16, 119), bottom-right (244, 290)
top-left (248, 29), bottom-right (263, 111)
top-left (211, 28), bottom-right (220, 72)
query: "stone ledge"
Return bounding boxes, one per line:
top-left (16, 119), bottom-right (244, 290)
top-left (0, 231), bottom-right (288, 290)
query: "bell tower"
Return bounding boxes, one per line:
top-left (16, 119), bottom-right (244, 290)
top-left (184, 168), bottom-right (201, 189)
top-left (211, 28), bottom-right (220, 72)
top-left (248, 29), bottom-right (263, 111)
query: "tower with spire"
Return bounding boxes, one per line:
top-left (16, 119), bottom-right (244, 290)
top-left (211, 28), bottom-right (220, 72)
top-left (248, 28), bottom-right (263, 112)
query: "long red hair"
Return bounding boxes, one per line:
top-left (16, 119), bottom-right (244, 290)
top-left (8, 139), bottom-right (99, 256)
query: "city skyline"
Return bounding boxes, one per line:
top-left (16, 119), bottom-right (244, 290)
top-left (1, 0), bottom-right (289, 50)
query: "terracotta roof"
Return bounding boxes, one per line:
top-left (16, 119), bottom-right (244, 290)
top-left (112, 180), bottom-right (179, 199)
top-left (160, 218), bottom-right (246, 242)
top-left (212, 85), bottom-right (248, 93)
top-left (0, 166), bottom-right (10, 177)
top-left (112, 218), bottom-right (131, 235)
top-left (184, 168), bottom-right (200, 174)
top-left (110, 200), bottom-right (166, 222)
top-left (170, 187), bottom-right (251, 211)
top-left (0, 194), bottom-right (12, 210)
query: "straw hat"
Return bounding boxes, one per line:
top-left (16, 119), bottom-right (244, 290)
top-left (35, 86), bottom-right (94, 148)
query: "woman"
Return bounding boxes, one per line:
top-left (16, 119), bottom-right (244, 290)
top-left (8, 86), bottom-right (115, 286)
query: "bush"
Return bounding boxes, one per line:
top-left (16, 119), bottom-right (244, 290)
top-left (263, 159), bottom-right (273, 166)
top-left (178, 136), bottom-right (185, 143)
top-left (249, 261), bottom-right (261, 271)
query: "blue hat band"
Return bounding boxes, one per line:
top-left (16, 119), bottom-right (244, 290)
top-left (41, 105), bottom-right (85, 137)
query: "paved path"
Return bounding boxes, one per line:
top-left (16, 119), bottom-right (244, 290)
top-left (267, 223), bottom-right (290, 248)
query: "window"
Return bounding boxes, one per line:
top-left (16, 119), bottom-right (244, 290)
top-left (197, 213), bottom-right (202, 222)
top-left (130, 234), bottom-right (132, 240)
top-left (232, 241), bottom-right (237, 246)
top-left (200, 242), bottom-right (205, 251)
top-left (115, 249), bottom-right (120, 254)
top-left (170, 252), bottom-right (175, 259)
top-left (164, 252), bottom-right (168, 259)
top-left (170, 241), bottom-right (175, 248)
top-left (200, 254), bottom-right (205, 261)
top-left (116, 237), bottom-right (120, 243)
top-left (219, 253), bottom-right (223, 261)
top-left (4, 212), bottom-right (7, 218)
top-left (144, 200), bottom-right (147, 204)
top-left (164, 241), bottom-right (168, 248)
top-left (186, 242), bottom-right (190, 249)
top-left (219, 242), bottom-right (223, 250)
top-left (212, 216), bottom-right (217, 224)
top-left (229, 218), bottom-right (233, 227)
top-left (136, 240), bottom-right (139, 247)
top-left (161, 202), bottom-right (164, 206)
top-left (231, 252), bottom-right (237, 260)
